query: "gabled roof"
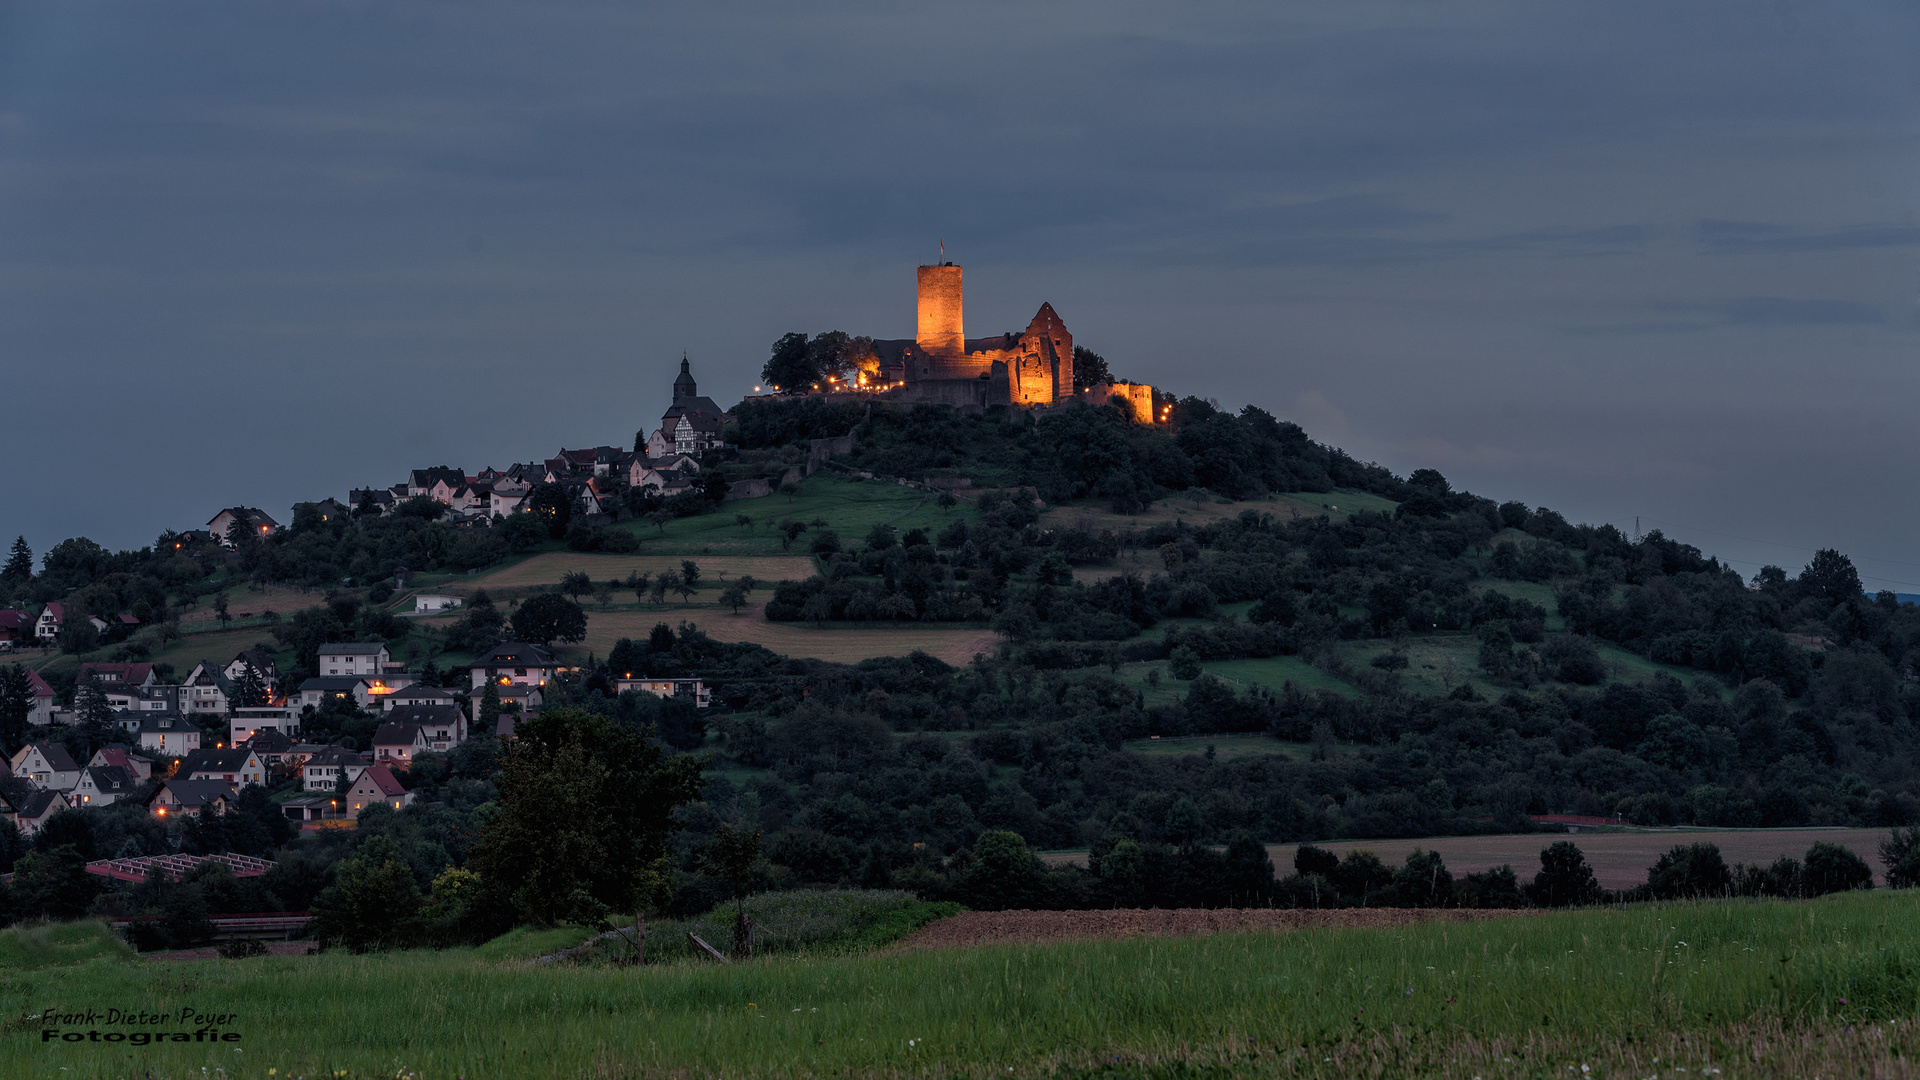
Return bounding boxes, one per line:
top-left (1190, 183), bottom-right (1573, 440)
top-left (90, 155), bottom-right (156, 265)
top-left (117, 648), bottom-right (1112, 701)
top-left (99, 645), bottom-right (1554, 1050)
top-left (209, 507), bottom-right (279, 530)
top-left (298, 676), bottom-right (368, 692)
top-left (90, 748), bottom-right (135, 771)
top-left (240, 729), bottom-right (295, 753)
top-left (40, 601), bottom-right (64, 621)
top-left (27, 741), bottom-right (79, 772)
top-left (303, 747), bottom-right (367, 768)
top-left (383, 704), bottom-right (463, 728)
top-left (356, 764), bottom-right (408, 797)
top-left (408, 467), bottom-right (464, 489)
top-left (0, 610), bottom-right (26, 631)
top-left (373, 722), bottom-right (423, 748)
top-left (152, 780), bottom-right (231, 809)
top-left (26, 669), bottom-right (54, 698)
top-left (319, 643), bottom-right (388, 656)
top-left (393, 685), bottom-right (459, 700)
top-left (14, 789), bottom-right (63, 819)
top-left (136, 713), bottom-right (194, 733)
top-left (181, 749), bottom-right (257, 774)
top-left (79, 661), bottom-right (154, 685)
top-left (470, 642), bottom-right (555, 669)
top-left (83, 765), bottom-right (135, 794)
top-left (0, 776), bottom-right (38, 812)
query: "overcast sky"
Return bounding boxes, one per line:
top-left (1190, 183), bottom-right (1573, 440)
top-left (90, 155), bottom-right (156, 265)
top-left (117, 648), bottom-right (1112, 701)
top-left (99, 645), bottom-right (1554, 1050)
top-left (3, 1), bottom-right (1917, 588)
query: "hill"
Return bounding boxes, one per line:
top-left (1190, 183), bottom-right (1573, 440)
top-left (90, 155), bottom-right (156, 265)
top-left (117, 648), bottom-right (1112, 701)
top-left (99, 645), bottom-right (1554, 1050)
top-left (3, 391), bottom-right (1917, 902)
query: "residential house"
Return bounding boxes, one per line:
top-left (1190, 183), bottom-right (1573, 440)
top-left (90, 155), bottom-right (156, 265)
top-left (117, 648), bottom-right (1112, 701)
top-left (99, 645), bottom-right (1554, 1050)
top-left (628, 452), bottom-right (701, 491)
top-left (0, 609), bottom-right (29, 645)
top-left (614, 677), bottom-right (712, 709)
top-left (2, 783), bottom-right (69, 835)
top-left (318, 643), bottom-right (390, 676)
top-left (79, 662), bottom-right (156, 688)
top-left (103, 683), bottom-right (186, 715)
top-left (468, 642), bottom-right (557, 690)
top-left (89, 747), bottom-right (152, 780)
top-left (34, 601), bottom-right (63, 641)
top-left (229, 705), bottom-right (299, 744)
top-left (301, 747), bottom-right (368, 793)
top-left (71, 765), bottom-right (137, 808)
top-left (384, 685), bottom-right (463, 711)
top-left (489, 478), bottom-right (532, 518)
top-left (239, 729), bottom-right (300, 769)
top-left (373, 705), bottom-right (466, 764)
top-left (344, 764), bottom-right (412, 813)
top-left (223, 649), bottom-right (279, 685)
top-left (413, 593), bottom-right (462, 614)
top-left (179, 662), bottom-right (235, 719)
top-left (137, 714), bottom-right (202, 757)
top-left (207, 508), bottom-right (280, 547)
top-left (178, 748), bottom-right (266, 789)
top-left (348, 487), bottom-right (398, 516)
top-left (148, 780), bottom-right (233, 817)
top-left (295, 676), bottom-right (369, 711)
top-left (10, 742), bottom-right (81, 791)
top-left (407, 467), bottom-right (465, 498)
top-left (86, 613), bottom-right (141, 637)
top-left (25, 669), bottom-right (54, 726)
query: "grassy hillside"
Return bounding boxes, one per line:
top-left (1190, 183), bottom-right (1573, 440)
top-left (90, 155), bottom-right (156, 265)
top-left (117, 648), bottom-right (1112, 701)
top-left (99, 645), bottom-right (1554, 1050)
top-left (5, 892), bottom-right (1919, 1078)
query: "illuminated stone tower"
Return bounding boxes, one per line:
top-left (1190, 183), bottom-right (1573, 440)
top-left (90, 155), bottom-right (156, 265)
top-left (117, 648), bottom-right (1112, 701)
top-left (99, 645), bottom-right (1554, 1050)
top-left (916, 263), bottom-right (966, 375)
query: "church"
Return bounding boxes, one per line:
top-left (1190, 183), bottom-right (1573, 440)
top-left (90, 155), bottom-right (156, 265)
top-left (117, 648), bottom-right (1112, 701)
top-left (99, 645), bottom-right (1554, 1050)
top-left (870, 263), bottom-right (1076, 408)
top-left (644, 356), bottom-right (731, 458)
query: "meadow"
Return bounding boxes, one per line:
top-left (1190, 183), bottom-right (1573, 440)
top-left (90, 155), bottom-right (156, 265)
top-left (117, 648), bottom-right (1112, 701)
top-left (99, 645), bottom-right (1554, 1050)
top-left (4, 891), bottom-right (1919, 1078)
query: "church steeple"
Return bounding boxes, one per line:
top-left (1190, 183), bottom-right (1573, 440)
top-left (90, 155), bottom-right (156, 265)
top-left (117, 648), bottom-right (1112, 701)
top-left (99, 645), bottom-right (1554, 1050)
top-left (673, 354), bottom-right (697, 402)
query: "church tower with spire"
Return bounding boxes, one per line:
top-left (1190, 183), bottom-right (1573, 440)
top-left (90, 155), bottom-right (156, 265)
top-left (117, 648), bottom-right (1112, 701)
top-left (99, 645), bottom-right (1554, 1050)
top-left (644, 355), bottom-right (731, 459)
top-left (673, 354), bottom-right (698, 403)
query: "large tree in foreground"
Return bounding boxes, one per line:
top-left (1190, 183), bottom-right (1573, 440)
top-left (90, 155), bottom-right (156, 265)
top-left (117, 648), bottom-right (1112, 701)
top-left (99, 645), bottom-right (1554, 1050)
top-left (468, 707), bottom-right (704, 925)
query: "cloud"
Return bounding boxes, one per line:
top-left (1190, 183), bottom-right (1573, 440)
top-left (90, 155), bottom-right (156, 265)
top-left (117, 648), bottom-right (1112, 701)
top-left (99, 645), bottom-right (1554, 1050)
top-left (1698, 219), bottom-right (1920, 254)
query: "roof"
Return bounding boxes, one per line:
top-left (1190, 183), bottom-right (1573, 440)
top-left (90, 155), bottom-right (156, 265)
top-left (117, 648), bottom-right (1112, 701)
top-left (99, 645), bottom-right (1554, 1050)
top-left (181, 749), bottom-right (257, 774)
top-left (470, 642), bottom-right (555, 669)
top-left (84, 852), bottom-right (273, 884)
top-left (208, 507), bottom-right (279, 529)
top-left (241, 729), bottom-right (294, 752)
top-left (83, 766), bottom-right (135, 793)
top-left (394, 685), bottom-right (459, 699)
top-left (26, 669), bottom-right (54, 698)
top-left (153, 780), bottom-right (233, 809)
top-left (372, 722), bottom-right (423, 748)
top-left (0, 610), bottom-right (25, 630)
top-left (299, 676), bottom-right (368, 692)
top-left (383, 704), bottom-right (462, 728)
top-left (27, 742), bottom-right (79, 772)
top-left (14, 789), bottom-right (62, 819)
top-left (79, 662), bottom-right (154, 685)
top-left (40, 601), bottom-right (64, 621)
top-left (304, 747), bottom-right (367, 768)
top-left (0, 777), bottom-right (39, 812)
top-left (356, 765), bottom-right (408, 797)
top-left (91, 748), bottom-right (135, 770)
top-left (319, 643), bottom-right (388, 656)
top-left (136, 713), bottom-right (194, 733)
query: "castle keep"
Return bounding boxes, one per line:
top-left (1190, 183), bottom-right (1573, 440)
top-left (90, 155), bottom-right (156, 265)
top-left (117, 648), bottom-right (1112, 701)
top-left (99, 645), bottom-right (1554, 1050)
top-left (871, 263), bottom-right (1075, 408)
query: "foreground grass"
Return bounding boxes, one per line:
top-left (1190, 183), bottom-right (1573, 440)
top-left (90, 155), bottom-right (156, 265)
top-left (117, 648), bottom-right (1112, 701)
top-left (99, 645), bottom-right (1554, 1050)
top-left (4, 892), bottom-right (1920, 1077)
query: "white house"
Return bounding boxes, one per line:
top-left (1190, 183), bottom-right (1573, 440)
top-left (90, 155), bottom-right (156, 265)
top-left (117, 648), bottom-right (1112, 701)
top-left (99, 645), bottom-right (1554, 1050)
top-left (489, 479), bottom-right (532, 517)
top-left (206, 508), bottom-right (280, 547)
top-left (302, 747), bottom-right (369, 793)
top-left (318, 643), bottom-right (390, 677)
top-left (71, 765), bottom-right (137, 808)
top-left (178, 748), bottom-right (266, 789)
top-left (34, 602), bottom-right (64, 641)
top-left (223, 650), bottom-right (278, 684)
top-left (137, 714), bottom-right (202, 757)
top-left (89, 747), bottom-right (152, 780)
top-left (5, 789), bottom-right (69, 835)
top-left (467, 642), bottom-right (557, 690)
top-left (345, 764), bottom-right (412, 814)
top-left (384, 685), bottom-right (463, 712)
top-left (10, 742), bottom-right (81, 790)
top-left (413, 593), bottom-right (462, 614)
top-left (179, 662), bottom-right (235, 719)
top-left (25, 669), bottom-right (55, 726)
top-left (614, 678), bottom-right (712, 709)
top-left (229, 706), bottom-right (299, 745)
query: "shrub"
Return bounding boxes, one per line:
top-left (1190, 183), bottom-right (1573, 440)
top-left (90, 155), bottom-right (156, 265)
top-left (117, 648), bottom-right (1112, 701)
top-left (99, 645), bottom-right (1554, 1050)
top-left (1644, 843), bottom-right (1732, 899)
top-left (1805, 841), bottom-right (1873, 896)
top-left (1883, 827), bottom-right (1920, 888)
top-left (1529, 841), bottom-right (1601, 907)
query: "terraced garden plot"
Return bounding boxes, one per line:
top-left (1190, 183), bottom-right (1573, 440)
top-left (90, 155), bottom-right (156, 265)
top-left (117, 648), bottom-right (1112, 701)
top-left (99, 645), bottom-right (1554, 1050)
top-left (567, 600), bottom-right (1000, 666)
top-left (463, 552), bottom-right (818, 590)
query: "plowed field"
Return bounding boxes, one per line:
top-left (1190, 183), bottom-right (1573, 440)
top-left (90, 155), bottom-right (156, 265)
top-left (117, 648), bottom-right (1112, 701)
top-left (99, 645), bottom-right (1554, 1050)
top-left (894, 906), bottom-right (1532, 949)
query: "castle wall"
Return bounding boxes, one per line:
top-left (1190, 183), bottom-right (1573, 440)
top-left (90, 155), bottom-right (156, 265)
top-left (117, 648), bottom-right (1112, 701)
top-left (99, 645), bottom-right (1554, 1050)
top-left (916, 265), bottom-right (969, 375)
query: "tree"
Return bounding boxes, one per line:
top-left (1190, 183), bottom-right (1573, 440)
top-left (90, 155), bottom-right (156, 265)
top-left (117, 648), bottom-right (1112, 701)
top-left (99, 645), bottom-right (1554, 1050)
top-left (673, 574), bottom-right (699, 605)
top-left (706, 822), bottom-right (763, 958)
top-left (629, 572), bottom-right (652, 605)
top-left (57, 618), bottom-right (98, 655)
top-left (0, 665), bottom-right (32, 756)
top-left (762, 331), bottom-right (813, 391)
top-left (214, 592), bottom-right (231, 629)
top-left (647, 510), bottom-right (674, 537)
top-left (734, 514), bottom-right (753, 532)
top-left (1072, 346), bottom-right (1112, 391)
top-left (1221, 833), bottom-right (1275, 907)
top-left (529, 483), bottom-right (573, 539)
top-left (2, 536), bottom-right (31, 581)
top-left (650, 571), bottom-right (679, 607)
top-left (1644, 843), bottom-right (1731, 899)
top-left (1800, 549), bottom-right (1863, 606)
top-left (1882, 828), bottom-right (1920, 888)
top-left (510, 593), bottom-right (587, 647)
top-left (1804, 841), bottom-right (1873, 896)
top-left (469, 707), bottom-right (705, 925)
top-left (74, 675), bottom-right (115, 749)
top-left (680, 560), bottom-right (701, 588)
top-left (719, 580), bottom-right (751, 614)
top-left (779, 519), bottom-right (807, 551)
top-left (230, 662), bottom-right (268, 711)
top-left (309, 839), bottom-right (423, 952)
top-left (560, 571), bottom-right (594, 600)
top-left (1529, 841), bottom-right (1601, 907)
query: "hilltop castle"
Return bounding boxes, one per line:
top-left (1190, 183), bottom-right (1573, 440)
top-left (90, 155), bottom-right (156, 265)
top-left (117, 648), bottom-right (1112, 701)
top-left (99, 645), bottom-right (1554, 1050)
top-left (870, 263), bottom-right (1076, 408)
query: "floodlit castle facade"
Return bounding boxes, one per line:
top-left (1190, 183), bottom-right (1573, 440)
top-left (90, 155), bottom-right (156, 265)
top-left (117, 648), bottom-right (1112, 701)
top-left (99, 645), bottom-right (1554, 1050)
top-left (870, 263), bottom-right (1076, 409)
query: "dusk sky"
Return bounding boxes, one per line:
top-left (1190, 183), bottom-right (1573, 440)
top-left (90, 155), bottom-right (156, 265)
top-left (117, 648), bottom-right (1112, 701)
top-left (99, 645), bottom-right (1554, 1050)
top-left (3, 1), bottom-right (1917, 588)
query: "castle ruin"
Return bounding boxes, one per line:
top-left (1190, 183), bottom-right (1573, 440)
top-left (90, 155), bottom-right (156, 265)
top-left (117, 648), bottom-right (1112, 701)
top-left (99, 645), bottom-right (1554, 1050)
top-left (870, 263), bottom-right (1075, 408)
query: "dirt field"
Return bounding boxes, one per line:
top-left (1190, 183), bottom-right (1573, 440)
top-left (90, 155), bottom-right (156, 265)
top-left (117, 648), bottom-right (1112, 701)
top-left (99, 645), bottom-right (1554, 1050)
top-left (1041, 829), bottom-right (1898, 889)
top-left (467, 552), bottom-right (818, 590)
top-left (895, 907), bottom-right (1533, 950)
top-left (174, 585), bottom-right (327, 625)
top-left (571, 600), bottom-right (1001, 666)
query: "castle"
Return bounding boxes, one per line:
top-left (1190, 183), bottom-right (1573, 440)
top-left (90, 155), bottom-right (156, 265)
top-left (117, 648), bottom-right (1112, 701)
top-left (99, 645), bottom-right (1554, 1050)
top-left (870, 263), bottom-right (1076, 408)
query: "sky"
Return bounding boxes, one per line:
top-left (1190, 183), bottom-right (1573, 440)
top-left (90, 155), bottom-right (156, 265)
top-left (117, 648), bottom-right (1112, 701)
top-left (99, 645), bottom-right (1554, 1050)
top-left (2, 1), bottom-right (1918, 588)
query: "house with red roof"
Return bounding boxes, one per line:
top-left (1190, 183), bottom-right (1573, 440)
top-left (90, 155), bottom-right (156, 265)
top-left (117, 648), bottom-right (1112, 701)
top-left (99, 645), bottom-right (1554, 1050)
top-left (344, 764), bottom-right (412, 813)
top-left (0, 609), bottom-right (29, 644)
top-left (34, 602), bottom-right (63, 641)
top-left (25, 669), bottom-right (55, 726)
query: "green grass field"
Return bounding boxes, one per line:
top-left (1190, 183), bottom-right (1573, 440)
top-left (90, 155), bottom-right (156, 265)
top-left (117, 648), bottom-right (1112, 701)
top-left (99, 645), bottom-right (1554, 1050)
top-left (5, 891), bottom-right (1919, 1078)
